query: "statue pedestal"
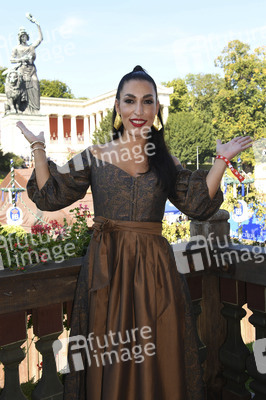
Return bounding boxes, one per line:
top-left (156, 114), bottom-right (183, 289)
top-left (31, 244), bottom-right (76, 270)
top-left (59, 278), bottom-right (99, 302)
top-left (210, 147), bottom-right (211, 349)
top-left (1, 113), bottom-right (47, 160)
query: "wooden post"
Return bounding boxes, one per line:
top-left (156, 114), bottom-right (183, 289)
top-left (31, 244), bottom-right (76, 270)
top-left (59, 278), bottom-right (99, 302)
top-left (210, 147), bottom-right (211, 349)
top-left (246, 283), bottom-right (266, 400)
top-left (219, 279), bottom-right (251, 400)
top-left (190, 210), bottom-right (229, 399)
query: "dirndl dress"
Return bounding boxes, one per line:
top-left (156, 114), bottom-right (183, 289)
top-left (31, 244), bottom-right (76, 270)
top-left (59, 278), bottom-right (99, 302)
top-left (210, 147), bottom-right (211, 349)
top-left (27, 148), bottom-right (223, 400)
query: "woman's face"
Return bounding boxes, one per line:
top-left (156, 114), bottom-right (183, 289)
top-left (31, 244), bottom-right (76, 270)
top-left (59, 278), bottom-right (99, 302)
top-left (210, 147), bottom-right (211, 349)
top-left (115, 79), bottom-right (159, 137)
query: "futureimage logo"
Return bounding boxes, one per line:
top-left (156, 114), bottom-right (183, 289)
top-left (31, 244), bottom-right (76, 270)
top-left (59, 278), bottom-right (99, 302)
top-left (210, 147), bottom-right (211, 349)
top-left (0, 232), bottom-right (76, 269)
top-left (172, 233), bottom-right (265, 274)
top-left (253, 338), bottom-right (266, 374)
top-left (56, 127), bottom-right (156, 174)
top-left (52, 326), bottom-right (156, 373)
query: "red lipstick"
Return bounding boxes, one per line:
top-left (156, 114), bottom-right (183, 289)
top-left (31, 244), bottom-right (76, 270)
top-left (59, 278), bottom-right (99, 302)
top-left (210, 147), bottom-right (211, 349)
top-left (129, 119), bottom-right (147, 128)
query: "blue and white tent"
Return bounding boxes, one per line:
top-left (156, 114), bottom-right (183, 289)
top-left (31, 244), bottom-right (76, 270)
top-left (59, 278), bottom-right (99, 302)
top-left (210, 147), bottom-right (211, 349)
top-left (164, 200), bottom-right (181, 223)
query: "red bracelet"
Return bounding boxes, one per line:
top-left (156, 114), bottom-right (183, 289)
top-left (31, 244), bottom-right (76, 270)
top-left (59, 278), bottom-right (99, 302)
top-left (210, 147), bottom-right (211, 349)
top-left (215, 155), bottom-right (245, 183)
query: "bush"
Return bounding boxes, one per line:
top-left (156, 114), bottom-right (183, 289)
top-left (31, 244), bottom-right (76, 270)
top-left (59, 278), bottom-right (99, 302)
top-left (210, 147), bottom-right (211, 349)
top-left (162, 219), bottom-right (191, 243)
top-left (0, 205), bottom-right (92, 270)
top-left (0, 148), bottom-right (24, 171)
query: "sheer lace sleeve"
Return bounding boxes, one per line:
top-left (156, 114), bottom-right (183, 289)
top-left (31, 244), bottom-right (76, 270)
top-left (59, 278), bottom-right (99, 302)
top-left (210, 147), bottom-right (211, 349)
top-left (168, 165), bottom-right (223, 220)
top-left (27, 149), bottom-right (91, 211)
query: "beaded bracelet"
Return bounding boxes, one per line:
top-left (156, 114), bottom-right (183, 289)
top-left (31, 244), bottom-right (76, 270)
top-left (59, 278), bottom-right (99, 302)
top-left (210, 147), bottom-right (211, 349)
top-left (215, 155), bottom-right (245, 183)
top-left (31, 147), bottom-right (46, 156)
top-left (30, 140), bottom-right (46, 149)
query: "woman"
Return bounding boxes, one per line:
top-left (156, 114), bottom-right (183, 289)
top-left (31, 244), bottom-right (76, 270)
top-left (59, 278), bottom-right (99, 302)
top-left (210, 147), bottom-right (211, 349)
top-left (11, 15), bottom-right (43, 113)
top-left (17, 66), bottom-right (252, 400)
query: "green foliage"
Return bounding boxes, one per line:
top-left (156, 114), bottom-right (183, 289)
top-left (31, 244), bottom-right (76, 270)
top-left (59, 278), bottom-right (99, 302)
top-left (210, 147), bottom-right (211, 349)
top-left (162, 220), bottom-right (178, 243)
top-left (220, 187), bottom-right (239, 213)
top-left (163, 74), bottom-right (222, 165)
top-left (213, 40), bottom-right (266, 164)
top-left (162, 220), bottom-right (190, 243)
top-left (162, 78), bottom-right (189, 113)
top-left (66, 205), bottom-right (92, 256)
top-left (165, 111), bottom-right (215, 165)
top-left (0, 148), bottom-right (25, 171)
top-left (39, 79), bottom-right (74, 98)
top-left (1, 69), bottom-right (74, 98)
top-left (92, 109), bottom-right (113, 145)
top-left (21, 378), bottom-right (36, 399)
top-left (0, 172), bottom-right (5, 184)
top-left (0, 205), bottom-right (92, 270)
top-left (0, 224), bottom-right (27, 239)
top-left (176, 220), bottom-right (190, 240)
top-left (19, 374), bottom-right (63, 399)
top-left (185, 73), bottom-right (223, 123)
top-left (0, 66), bottom-right (6, 93)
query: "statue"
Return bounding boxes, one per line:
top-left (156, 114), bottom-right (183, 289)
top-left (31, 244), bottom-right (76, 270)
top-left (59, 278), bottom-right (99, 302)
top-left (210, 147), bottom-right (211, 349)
top-left (4, 13), bottom-right (43, 114)
top-left (4, 69), bottom-right (27, 113)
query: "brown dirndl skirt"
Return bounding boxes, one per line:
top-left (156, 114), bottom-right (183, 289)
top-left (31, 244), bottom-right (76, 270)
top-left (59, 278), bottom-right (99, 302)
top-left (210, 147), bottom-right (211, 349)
top-left (63, 216), bottom-right (204, 400)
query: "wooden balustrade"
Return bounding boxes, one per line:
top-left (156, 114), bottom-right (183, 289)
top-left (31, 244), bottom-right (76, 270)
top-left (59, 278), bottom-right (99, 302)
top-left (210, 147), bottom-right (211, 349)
top-left (0, 212), bottom-right (265, 399)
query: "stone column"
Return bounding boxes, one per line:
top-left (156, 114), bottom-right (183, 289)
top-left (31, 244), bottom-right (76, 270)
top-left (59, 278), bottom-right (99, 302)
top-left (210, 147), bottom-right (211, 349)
top-left (57, 115), bottom-right (64, 146)
top-left (44, 116), bottom-right (50, 145)
top-left (161, 106), bottom-right (169, 125)
top-left (90, 114), bottom-right (96, 136)
top-left (84, 116), bottom-right (90, 146)
top-left (96, 112), bottom-right (102, 129)
top-left (71, 116), bottom-right (77, 146)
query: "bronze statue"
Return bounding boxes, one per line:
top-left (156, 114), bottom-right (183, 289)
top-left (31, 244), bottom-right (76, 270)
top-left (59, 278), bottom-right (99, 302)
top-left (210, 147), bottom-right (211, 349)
top-left (5, 13), bottom-right (43, 114)
top-left (4, 69), bottom-right (27, 113)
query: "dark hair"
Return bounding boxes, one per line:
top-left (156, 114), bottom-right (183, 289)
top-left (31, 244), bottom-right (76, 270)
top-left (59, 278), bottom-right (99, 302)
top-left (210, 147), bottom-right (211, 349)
top-left (112, 65), bottom-right (177, 196)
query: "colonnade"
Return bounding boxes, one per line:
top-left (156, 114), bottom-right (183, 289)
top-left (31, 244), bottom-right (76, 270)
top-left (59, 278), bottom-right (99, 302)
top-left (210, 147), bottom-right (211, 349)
top-left (48, 106), bottom-right (168, 149)
top-left (49, 111), bottom-right (108, 148)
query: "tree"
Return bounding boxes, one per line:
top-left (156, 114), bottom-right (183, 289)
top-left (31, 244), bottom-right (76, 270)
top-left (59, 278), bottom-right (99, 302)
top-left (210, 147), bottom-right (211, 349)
top-left (213, 40), bottom-right (266, 164)
top-left (92, 109), bottom-right (113, 145)
top-left (165, 112), bottom-right (215, 165)
top-left (162, 78), bottom-right (189, 113)
top-left (0, 66), bottom-right (6, 93)
top-left (0, 148), bottom-right (24, 171)
top-left (185, 73), bottom-right (223, 123)
top-left (39, 79), bottom-right (74, 98)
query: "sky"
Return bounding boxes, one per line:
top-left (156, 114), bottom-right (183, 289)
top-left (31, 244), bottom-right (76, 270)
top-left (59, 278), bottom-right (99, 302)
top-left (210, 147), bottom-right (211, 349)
top-left (1, 0), bottom-right (266, 99)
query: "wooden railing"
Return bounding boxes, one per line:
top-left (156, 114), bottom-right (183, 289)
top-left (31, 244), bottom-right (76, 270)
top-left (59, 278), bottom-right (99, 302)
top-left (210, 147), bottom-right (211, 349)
top-left (0, 210), bottom-right (265, 399)
top-left (185, 210), bottom-right (266, 400)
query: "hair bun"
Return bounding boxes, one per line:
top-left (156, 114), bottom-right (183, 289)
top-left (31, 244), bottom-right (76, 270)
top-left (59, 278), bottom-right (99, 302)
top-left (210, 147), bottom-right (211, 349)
top-left (132, 65), bottom-right (146, 73)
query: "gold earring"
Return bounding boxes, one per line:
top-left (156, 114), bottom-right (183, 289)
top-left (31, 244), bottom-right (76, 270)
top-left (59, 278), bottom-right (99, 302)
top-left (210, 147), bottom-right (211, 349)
top-left (114, 113), bottom-right (122, 130)
top-left (152, 115), bottom-right (162, 131)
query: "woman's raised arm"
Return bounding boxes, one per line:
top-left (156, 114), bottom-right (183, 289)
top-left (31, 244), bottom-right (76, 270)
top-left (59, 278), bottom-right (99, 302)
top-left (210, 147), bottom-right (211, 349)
top-left (16, 121), bottom-right (49, 190)
top-left (206, 136), bottom-right (253, 199)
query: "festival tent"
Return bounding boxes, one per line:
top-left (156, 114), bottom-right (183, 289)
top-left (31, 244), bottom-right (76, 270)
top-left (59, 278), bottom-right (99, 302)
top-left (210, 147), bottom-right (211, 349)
top-left (0, 168), bottom-right (94, 232)
top-left (164, 200), bottom-right (182, 223)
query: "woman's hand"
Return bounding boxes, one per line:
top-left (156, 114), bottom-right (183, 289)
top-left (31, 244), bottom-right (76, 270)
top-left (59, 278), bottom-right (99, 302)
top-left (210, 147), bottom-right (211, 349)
top-left (216, 136), bottom-right (253, 160)
top-left (17, 121), bottom-right (49, 190)
top-left (16, 121), bottom-right (45, 145)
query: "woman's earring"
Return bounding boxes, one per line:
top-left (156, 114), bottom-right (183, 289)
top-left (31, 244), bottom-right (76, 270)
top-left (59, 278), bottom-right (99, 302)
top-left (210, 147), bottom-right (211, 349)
top-left (152, 115), bottom-right (162, 131)
top-left (114, 113), bottom-right (122, 130)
